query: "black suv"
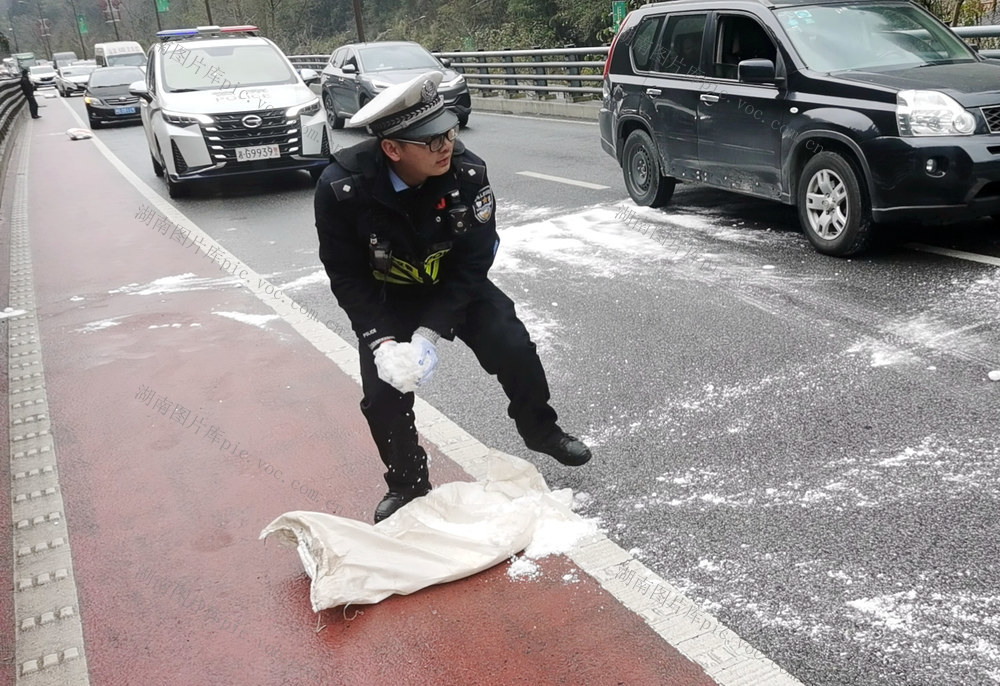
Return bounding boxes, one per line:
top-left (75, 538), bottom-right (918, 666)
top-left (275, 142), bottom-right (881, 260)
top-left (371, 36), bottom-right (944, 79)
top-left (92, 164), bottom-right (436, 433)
top-left (600, 0), bottom-right (1000, 256)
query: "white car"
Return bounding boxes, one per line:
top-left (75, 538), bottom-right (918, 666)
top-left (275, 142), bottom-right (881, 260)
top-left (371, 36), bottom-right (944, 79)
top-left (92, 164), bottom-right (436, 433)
top-left (56, 61), bottom-right (97, 97)
top-left (28, 65), bottom-right (57, 89)
top-left (129, 25), bottom-right (328, 198)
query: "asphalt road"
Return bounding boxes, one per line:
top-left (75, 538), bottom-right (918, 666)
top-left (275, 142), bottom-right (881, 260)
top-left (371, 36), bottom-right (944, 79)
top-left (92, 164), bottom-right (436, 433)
top-left (54, 90), bottom-right (1000, 686)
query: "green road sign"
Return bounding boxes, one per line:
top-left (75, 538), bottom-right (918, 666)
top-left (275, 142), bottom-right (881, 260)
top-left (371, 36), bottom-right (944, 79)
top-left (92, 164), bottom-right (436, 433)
top-left (77, 14), bottom-right (88, 33)
top-left (156, 0), bottom-right (169, 12)
top-left (612, 1), bottom-right (628, 32)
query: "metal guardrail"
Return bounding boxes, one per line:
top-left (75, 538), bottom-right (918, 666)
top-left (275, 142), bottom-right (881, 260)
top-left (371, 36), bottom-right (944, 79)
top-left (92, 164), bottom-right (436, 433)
top-left (289, 47), bottom-right (609, 100)
top-left (289, 25), bottom-right (1000, 100)
top-left (0, 80), bottom-right (27, 203)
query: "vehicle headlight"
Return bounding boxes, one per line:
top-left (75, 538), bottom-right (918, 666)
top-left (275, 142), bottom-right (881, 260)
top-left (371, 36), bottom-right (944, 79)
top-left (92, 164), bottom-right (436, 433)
top-left (368, 78), bottom-right (393, 91)
top-left (84, 96), bottom-right (103, 106)
top-left (286, 99), bottom-right (321, 118)
top-left (441, 74), bottom-right (465, 89)
top-left (162, 110), bottom-right (213, 126)
top-left (896, 90), bottom-right (976, 136)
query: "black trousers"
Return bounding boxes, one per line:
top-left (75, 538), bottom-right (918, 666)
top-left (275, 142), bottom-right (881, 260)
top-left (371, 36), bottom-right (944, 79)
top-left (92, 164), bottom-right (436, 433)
top-left (358, 279), bottom-right (558, 493)
top-left (26, 94), bottom-right (39, 118)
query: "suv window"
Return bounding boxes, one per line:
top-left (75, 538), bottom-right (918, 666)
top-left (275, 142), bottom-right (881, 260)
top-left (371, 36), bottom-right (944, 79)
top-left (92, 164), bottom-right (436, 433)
top-left (631, 16), bottom-right (664, 72)
top-left (653, 14), bottom-right (707, 74)
top-left (330, 47), bottom-right (345, 68)
top-left (714, 15), bottom-right (777, 79)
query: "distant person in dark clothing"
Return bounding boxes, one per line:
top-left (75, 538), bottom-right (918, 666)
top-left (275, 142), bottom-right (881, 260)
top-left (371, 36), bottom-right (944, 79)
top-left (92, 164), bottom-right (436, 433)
top-left (20, 69), bottom-right (40, 119)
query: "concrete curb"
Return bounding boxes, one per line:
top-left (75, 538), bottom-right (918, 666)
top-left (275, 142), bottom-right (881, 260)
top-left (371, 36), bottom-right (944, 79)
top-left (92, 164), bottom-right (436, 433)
top-left (471, 95), bottom-right (602, 121)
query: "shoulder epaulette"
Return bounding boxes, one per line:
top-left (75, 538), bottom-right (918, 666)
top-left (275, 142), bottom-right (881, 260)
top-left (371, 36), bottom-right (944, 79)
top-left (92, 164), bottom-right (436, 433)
top-left (329, 175), bottom-right (359, 201)
top-left (455, 159), bottom-right (487, 186)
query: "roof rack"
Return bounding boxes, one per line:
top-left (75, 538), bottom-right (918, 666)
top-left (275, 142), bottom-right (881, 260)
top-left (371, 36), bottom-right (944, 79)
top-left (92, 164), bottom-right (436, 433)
top-left (156, 25), bottom-right (259, 42)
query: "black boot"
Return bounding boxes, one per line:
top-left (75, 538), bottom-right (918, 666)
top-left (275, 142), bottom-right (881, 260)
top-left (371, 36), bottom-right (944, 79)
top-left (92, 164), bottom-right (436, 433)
top-left (374, 487), bottom-right (431, 523)
top-left (525, 428), bottom-right (592, 466)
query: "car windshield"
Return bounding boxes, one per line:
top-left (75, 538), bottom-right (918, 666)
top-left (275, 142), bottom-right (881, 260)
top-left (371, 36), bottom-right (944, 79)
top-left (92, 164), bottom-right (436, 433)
top-left (106, 53), bottom-right (148, 67)
top-left (89, 67), bottom-right (145, 87)
top-left (161, 43), bottom-right (297, 91)
top-left (775, 3), bottom-right (976, 72)
top-left (29, 66), bottom-right (55, 75)
top-left (357, 44), bottom-right (441, 72)
top-left (62, 65), bottom-right (96, 77)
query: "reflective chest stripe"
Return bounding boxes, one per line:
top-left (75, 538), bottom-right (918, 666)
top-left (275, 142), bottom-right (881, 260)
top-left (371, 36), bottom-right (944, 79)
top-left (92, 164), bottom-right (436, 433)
top-left (373, 249), bottom-right (451, 285)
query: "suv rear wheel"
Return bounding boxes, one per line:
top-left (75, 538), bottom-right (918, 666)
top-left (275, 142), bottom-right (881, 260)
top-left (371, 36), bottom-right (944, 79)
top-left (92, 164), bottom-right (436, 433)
top-left (622, 130), bottom-right (675, 208)
top-left (797, 152), bottom-right (873, 257)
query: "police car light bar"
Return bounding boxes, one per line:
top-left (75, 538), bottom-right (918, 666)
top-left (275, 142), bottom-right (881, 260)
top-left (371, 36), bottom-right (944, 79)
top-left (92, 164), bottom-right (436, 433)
top-left (156, 25), bottom-right (259, 41)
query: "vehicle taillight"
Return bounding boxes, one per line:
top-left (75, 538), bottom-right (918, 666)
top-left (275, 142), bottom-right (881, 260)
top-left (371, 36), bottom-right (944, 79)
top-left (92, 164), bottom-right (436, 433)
top-left (603, 12), bottom-right (633, 79)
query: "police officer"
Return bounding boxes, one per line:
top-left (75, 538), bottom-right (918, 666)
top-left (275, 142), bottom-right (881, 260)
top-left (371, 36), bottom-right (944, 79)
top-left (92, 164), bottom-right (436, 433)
top-left (19, 68), bottom-right (41, 119)
top-left (315, 72), bottom-right (592, 523)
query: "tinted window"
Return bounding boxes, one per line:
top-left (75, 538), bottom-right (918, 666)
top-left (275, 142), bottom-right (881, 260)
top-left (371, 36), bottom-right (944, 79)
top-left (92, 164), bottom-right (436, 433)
top-left (59, 66), bottom-right (96, 77)
top-left (107, 53), bottom-right (148, 67)
top-left (653, 14), bottom-right (707, 74)
top-left (357, 44), bottom-right (440, 72)
top-left (330, 47), bottom-right (345, 68)
top-left (630, 16), bottom-right (664, 72)
top-left (89, 66), bottom-right (145, 86)
top-left (714, 15), bottom-right (776, 79)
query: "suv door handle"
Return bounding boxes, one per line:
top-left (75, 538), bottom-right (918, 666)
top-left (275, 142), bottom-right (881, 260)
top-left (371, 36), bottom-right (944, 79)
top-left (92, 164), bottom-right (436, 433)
top-left (700, 94), bottom-right (720, 103)
top-left (646, 88), bottom-right (662, 97)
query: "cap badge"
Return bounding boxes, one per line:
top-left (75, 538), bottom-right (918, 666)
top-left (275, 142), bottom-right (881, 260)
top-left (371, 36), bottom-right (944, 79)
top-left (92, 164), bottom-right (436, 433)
top-left (420, 79), bottom-right (437, 104)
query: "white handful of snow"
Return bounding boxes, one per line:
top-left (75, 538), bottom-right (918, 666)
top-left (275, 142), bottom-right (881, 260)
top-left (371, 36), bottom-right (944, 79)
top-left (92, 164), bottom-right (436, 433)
top-left (373, 340), bottom-right (423, 393)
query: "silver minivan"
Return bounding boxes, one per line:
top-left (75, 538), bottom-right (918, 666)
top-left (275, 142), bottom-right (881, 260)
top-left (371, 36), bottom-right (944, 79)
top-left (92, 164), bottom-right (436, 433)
top-left (130, 25), bottom-right (328, 198)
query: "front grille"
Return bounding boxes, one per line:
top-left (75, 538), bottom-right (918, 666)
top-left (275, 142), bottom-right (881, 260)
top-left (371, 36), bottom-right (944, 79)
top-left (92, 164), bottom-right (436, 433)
top-left (104, 95), bottom-right (139, 105)
top-left (982, 105), bottom-right (1000, 133)
top-left (202, 108), bottom-right (300, 163)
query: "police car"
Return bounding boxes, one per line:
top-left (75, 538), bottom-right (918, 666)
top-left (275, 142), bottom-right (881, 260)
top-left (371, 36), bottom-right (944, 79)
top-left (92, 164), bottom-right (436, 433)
top-left (129, 25), bottom-right (329, 198)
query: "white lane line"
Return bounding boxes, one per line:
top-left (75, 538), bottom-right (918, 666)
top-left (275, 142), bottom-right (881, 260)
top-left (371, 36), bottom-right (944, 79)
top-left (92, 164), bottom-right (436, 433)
top-left (6, 122), bottom-right (91, 684)
top-left (71, 99), bottom-right (801, 686)
top-left (516, 170), bottom-right (610, 190)
top-left (905, 242), bottom-right (1000, 267)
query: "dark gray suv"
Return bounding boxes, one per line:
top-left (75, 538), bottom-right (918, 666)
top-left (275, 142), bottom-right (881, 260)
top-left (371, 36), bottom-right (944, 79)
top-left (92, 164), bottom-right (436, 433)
top-left (600, 0), bottom-right (1000, 256)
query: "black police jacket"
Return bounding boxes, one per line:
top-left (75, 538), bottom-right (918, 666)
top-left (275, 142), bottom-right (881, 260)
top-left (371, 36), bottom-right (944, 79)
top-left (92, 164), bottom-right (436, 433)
top-left (20, 74), bottom-right (36, 97)
top-left (315, 138), bottom-right (499, 350)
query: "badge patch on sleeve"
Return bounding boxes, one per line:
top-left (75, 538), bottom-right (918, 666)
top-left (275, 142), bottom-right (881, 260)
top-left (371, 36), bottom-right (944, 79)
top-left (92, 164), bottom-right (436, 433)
top-left (473, 186), bottom-right (494, 224)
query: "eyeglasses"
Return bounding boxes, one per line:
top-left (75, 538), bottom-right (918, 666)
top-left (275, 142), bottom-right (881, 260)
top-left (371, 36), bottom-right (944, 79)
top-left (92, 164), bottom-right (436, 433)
top-left (395, 126), bottom-right (458, 153)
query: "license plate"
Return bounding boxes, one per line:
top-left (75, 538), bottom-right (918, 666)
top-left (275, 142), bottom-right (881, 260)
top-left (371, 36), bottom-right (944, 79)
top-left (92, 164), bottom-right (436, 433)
top-left (114, 107), bottom-right (136, 115)
top-left (235, 145), bottom-right (281, 162)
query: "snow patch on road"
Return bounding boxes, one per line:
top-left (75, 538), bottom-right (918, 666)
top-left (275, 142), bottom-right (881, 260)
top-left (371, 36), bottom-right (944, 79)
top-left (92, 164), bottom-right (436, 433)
top-left (277, 269), bottom-right (328, 291)
top-left (640, 435), bottom-right (998, 514)
top-left (512, 302), bottom-right (559, 352)
top-left (845, 588), bottom-right (1000, 677)
top-left (212, 311), bottom-right (280, 328)
top-left (1, 307), bottom-right (27, 320)
top-left (109, 273), bottom-right (241, 295)
top-left (77, 316), bottom-right (127, 332)
top-left (845, 337), bottom-right (919, 367)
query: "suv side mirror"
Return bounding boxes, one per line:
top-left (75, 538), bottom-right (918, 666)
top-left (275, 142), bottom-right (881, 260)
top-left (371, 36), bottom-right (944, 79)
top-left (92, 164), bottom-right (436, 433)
top-left (129, 80), bottom-right (152, 102)
top-left (439, 57), bottom-right (452, 68)
top-left (738, 58), bottom-right (776, 84)
top-left (299, 68), bottom-right (319, 84)
top-left (342, 63), bottom-right (357, 75)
